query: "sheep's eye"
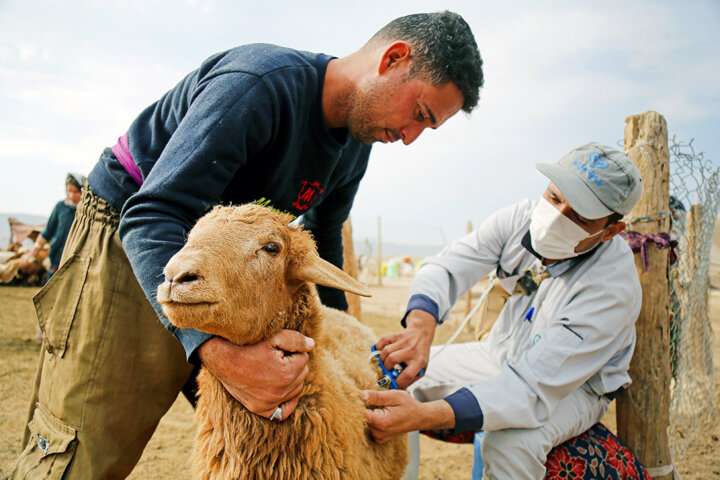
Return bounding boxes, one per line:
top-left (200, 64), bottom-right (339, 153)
top-left (262, 243), bottom-right (281, 256)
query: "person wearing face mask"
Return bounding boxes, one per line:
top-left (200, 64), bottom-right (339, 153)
top-left (363, 142), bottom-right (643, 479)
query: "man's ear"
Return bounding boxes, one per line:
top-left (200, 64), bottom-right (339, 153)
top-left (600, 221), bottom-right (627, 242)
top-left (377, 41), bottom-right (412, 75)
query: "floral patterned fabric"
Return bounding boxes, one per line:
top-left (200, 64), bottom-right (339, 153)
top-left (421, 422), bottom-right (651, 480)
top-left (544, 423), bottom-right (651, 479)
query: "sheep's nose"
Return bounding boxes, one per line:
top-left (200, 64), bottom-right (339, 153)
top-left (169, 271), bottom-right (200, 284)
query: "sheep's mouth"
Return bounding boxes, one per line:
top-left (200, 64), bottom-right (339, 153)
top-left (162, 299), bottom-right (218, 307)
top-left (156, 279), bottom-right (221, 306)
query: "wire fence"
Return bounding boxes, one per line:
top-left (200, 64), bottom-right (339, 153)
top-left (666, 137), bottom-right (719, 456)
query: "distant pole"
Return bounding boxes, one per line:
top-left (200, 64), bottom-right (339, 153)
top-left (616, 110), bottom-right (673, 479)
top-left (377, 216), bottom-right (382, 287)
top-left (465, 220), bottom-right (473, 316)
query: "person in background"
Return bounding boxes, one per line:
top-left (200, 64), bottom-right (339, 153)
top-left (20, 173), bottom-right (84, 344)
top-left (23, 173), bottom-right (84, 282)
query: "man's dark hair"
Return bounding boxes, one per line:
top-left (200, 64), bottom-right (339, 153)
top-left (368, 11), bottom-right (484, 113)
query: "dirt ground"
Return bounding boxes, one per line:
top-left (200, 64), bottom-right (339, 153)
top-left (1, 279), bottom-right (719, 479)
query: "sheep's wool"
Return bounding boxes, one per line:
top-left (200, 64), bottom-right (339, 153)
top-left (158, 204), bottom-right (407, 479)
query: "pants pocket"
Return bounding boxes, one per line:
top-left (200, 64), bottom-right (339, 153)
top-left (33, 254), bottom-right (91, 358)
top-left (10, 403), bottom-right (77, 479)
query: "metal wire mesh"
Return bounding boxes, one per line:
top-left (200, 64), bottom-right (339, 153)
top-left (667, 137), bottom-right (719, 455)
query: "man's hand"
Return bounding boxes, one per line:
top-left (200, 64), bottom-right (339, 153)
top-left (363, 390), bottom-right (455, 444)
top-left (197, 330), bottom-right (314, 421)
top-left (375, 310), bottom-right (436, 389)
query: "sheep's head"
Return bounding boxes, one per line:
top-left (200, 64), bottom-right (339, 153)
top-left (156, 204), bottom-right (370, 344)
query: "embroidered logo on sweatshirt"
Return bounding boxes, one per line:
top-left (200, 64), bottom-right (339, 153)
top-left (292, 181), bottom-right (324, 210)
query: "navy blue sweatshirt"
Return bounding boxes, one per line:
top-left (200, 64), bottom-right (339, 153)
top-left (87, 44), bottom-right (371, 359)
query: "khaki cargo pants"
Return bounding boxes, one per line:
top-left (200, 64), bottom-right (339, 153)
top-left (4, 186), bottom-right (194, 479)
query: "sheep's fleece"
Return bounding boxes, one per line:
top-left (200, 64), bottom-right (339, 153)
top-left (157, 204), bottom-right (408, 480)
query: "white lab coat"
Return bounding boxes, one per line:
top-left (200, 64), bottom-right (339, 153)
top-left (410, 198), bottom-right (641, 431)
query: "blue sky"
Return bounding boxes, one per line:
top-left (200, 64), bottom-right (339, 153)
top-left (1, 0), bottom-right (718, 245)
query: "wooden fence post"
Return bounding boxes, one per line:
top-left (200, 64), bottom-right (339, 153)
top-left (684, 205), bottom-right (710, 362)
top-left (616, 111), bottom-right (673, 479)
top-left (342, 216), bottom-right (361, 321)
top-left (377, 216), bottom-right (382, 287)
top-left (465, 220), bottom-right (473, 316)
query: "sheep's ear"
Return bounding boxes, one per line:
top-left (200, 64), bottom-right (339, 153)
top-left (295, 254), bottom-right (371, 297)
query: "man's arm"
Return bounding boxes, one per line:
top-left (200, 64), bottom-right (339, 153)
top-left (120, 72), bottom-right (274, 358)
top-left (372, 203), bottom-right (522, 388)
top-left (407, 202), bottom-right (518, 323)
top-left (118, 73), bottom-right (316, 419)
top-left (22, 203), bottom-right (61, 267)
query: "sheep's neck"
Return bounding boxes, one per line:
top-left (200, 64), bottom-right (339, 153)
top-left (222, 283), bottom-right (321, 347)
top-left (282, 283), bottom-right (322, 340)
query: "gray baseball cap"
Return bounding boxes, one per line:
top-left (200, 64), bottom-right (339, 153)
top-left (536, 142), bottom-right (643, 219)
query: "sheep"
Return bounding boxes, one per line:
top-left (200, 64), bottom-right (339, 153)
top-left (156, 204), bottom-right (408, 480)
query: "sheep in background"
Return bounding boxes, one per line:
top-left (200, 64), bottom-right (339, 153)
top-left (157, 204), bottom-right (408, 480)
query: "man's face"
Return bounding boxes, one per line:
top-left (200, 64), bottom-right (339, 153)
top-left (345, 75), bottom-right (463, 146)
top-left (542, 183), bottom-right (613, 253)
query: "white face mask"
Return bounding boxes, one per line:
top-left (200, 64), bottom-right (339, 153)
top-left (529, 197), bottom-right (604, 260)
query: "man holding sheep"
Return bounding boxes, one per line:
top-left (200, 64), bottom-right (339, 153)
top-left (365, 143), bottom-right (643, 479)
top-left (7, 11), bottom-right (484, 479)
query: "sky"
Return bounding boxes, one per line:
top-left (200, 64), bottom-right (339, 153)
top-left (1, 0), bottom-right (718, 247)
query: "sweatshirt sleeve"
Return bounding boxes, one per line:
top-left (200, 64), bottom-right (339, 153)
top-left (119, 72), bottom-right (275, 361)
top-left (407, 203), bottom-right (519, 324)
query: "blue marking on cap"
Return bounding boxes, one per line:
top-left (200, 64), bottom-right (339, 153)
top-left (573, 160), bottom-right (604, 186)
top-left (588, 152), bottom-right (609, 169)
